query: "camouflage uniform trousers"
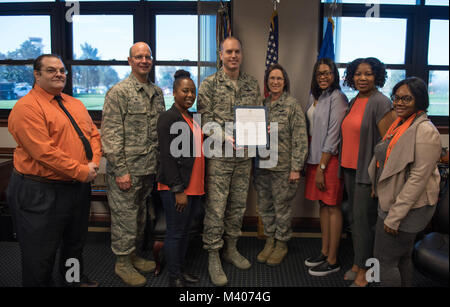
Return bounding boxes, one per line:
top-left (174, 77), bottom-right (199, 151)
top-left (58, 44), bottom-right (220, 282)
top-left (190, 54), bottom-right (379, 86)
top-left (203, 158), bottom-right (252, 251)
top-left (106, 173), bottom-right (155, 256)
top-left (253, 169), bottom-right (299, 242)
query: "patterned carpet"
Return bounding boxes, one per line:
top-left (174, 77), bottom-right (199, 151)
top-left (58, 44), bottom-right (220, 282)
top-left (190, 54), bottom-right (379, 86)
top-left (0, 231), bottom-right (445, 288)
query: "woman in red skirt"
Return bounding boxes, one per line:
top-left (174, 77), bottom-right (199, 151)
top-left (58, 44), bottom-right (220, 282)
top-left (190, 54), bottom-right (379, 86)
top-left (303, 58), bottom-right (348, 276)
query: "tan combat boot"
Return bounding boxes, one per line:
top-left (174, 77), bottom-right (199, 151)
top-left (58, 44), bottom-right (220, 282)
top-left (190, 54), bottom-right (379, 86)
top-left (115, 255), bottom-right (147, 287)
top-left (208, 250), bottom-right (228, 286)
top-left (266, 240), bottom-right (288, 266)
top-left (130, 251), bottom-right (156, 273)
top-left (257, 237), bottom-right (275, 263)
top-left (223, 238), bottom-right (251, 269)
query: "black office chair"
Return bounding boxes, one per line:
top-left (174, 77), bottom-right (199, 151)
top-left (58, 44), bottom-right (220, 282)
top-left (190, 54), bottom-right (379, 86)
top-left (413, 164), bottom-right (449, 284)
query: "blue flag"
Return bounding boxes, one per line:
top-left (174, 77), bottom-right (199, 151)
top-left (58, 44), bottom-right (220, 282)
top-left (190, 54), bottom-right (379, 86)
top-left (318, 18), bottom-right (335, 60)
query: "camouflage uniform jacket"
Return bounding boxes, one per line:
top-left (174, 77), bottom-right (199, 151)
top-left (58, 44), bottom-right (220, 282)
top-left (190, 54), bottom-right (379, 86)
top-left (101, 73), bottom-right (165, 177)
top-left (197, 67), bottom-right (262, 160)
top-left (263, 92), bottom-right (308, 172)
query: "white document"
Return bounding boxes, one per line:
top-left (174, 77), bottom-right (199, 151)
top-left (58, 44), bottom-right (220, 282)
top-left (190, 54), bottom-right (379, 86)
top-left (234, 107), bottom-right (268, 147)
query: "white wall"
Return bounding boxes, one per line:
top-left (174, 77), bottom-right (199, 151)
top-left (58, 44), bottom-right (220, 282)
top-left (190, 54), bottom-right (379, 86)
top-left (233, 0), bottom-right (319, 106)
top-left (0, 127), bottom-right (17, 148)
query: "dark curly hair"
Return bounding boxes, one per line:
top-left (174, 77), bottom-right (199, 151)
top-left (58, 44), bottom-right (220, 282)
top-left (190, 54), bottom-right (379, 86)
top-left (310, 58), bottom-right (341, 100)
top-left (392, 77), bottom-right (429, 112)
top-left (343, 57), bottom-right (387, 90)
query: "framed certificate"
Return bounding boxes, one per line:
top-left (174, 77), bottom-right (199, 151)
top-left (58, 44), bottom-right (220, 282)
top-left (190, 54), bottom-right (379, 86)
top-left (234, 106), bottom-right (268, 148)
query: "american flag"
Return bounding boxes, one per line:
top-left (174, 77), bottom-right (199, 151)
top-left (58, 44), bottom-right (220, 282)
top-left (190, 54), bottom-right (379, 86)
top-left (264, 10), bottom-right (279, 97)
top-left (265, 10), bottom-right (279, 69)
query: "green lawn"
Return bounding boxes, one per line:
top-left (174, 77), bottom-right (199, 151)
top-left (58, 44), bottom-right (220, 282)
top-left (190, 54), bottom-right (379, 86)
top-left (74, 94), bottom-right (105, 111)
top-left (1, 94), bottom-right (174, 111)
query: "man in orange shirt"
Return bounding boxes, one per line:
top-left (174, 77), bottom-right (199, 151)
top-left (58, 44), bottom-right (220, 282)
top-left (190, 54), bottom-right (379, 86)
top-left (7, 54), bottom-right (101, 287)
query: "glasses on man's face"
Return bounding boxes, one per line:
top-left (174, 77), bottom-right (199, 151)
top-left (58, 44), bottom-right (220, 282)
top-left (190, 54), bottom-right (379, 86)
top-left (316, 71), bottom-right (332, 78)
top-left (391, 94), bottom-right (414, 104)
top-left (132, 55), bottom-right (153, 61)
top-left (269, 76), bottom-right (284, 82)
top-left (41, 68), bottom-right (68, 76)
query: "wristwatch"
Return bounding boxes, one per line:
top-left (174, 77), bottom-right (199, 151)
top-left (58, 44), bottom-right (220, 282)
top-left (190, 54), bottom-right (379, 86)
top-left (319, 163), bottom-right (326, 171)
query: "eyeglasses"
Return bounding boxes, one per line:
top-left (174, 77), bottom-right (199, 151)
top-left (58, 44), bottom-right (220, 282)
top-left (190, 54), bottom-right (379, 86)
top-left (268, 76), bottom-right (284, 82)
top-left (316, 71), bottom-right (332, 78)
top-left (41, 68), bottom-right (68, 76)
top-left (391, 95), bottom-right (414, 104)
top-left (132, 55), bottom-right (153, 61)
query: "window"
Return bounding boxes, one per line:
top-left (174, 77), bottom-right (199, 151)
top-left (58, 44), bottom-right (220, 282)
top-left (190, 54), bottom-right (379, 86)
top-left (72, 65), bottom-right (131, 111)
top-left (156, 15), bottom-right (198, 62)
top-left (0, 16), bottom-right (50, 106)
top-left (426, 0), bottom-right (449, 5)
top-left (429, 70), bottom-right (449, 116)
top-left (336, 17), bottom-right (407, 64)
top-left (73, 15), bottom-right (133, 61)
top-left (427, 19), bottom-right (449, 116)
top-left (156, 14), bottom-right (198, 110)
top-left (321, 1), bottom-right (449, 125)
top-left (155, 66), bottom-right (198, 110)
top-left (0, 0), bottom-right (226, 120)
top-left (333, 16), bottom-right (408, 102)
top-left (338, 68), bottom-right (406, 100)
top-left (72, 15), bottom-right (133, 111)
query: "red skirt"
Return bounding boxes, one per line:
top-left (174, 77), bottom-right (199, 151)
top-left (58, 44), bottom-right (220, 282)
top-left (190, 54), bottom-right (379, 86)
top-left (304, 155), bottom-right (344, 206)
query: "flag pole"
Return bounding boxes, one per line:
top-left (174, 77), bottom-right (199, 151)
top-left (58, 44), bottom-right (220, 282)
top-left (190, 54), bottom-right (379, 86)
top-left (272, 0), bottom-right (280, 11)
top-left (257, 0), bottom-right (280, 240)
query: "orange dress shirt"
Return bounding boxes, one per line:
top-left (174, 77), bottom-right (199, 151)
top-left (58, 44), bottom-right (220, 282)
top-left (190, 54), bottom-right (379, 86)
top-left (340, 97), bottom-right (369, 170)
top-left (8, 85), bottom-right (102, 182)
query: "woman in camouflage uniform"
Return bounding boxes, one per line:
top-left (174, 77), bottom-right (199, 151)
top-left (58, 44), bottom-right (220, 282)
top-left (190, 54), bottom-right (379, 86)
top-left (254, 64), bottom-right (308, 266)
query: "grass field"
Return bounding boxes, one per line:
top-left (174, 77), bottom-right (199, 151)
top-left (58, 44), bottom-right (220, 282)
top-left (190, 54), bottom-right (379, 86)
top-left (0, 94), bottom-right (176, 111)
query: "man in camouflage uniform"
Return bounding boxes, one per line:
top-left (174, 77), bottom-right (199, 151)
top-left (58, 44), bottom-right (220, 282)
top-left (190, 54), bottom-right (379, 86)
top-left (253, 66), bottom-right (308, 265)
top-left (197, 37), bottom-right (262, 286)
top-left (101, 42), bottom-right (165, 287)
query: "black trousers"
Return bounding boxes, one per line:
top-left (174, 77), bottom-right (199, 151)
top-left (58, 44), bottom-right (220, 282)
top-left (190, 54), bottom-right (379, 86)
top-left (160, 191), bottom-right (202, 279)
top-left (7, 172), bottom-right (91, 287)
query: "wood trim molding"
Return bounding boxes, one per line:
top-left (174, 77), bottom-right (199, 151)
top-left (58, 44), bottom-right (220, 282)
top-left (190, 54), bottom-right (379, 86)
top-left (0, 148), bottom-right (14, 159)
top-left (437, 126), bottom-right (449, 135)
